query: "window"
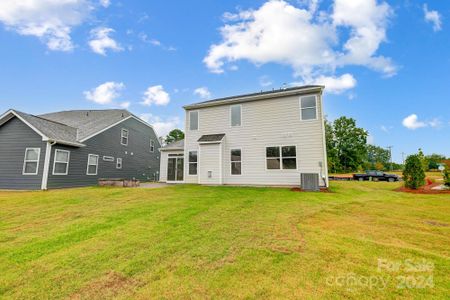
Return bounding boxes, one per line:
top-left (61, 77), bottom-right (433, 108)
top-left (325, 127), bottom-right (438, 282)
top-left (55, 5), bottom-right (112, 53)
top-left (188, 151), bottom-right (198, 175)
top-left (230, 105), bottom-right (241, 127)
top-left (266, 146), bottom-right (297, 170)
top-left (121, 129), bottom-right (129, 145)
top-left (300, 95), bottom-right (317, 120)
top-left (87, 154), bottom-right (99, 175)
top-left (150, 139), bottom-right (155, 152)
top-left (189, 111), bottom-right (199, 130)
top-left (231, 149), bottom-right (242, 175)
top-left (53, 149), bottom-right (70, 175)
top-left (22, 148), bottom-right (40, 175)
top-left (103, 156), bottom-right (114, 162)
top-left (116, 158), bottom-right (122, 169)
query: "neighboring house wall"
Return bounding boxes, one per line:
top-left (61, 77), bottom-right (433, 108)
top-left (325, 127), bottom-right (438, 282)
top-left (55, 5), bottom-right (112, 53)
top-left (0, 117), bottom-right (46, 190)
top-left (184, 93), bottom-right (327, 186)
top-left (159, 149), bottom-right (184, 182)
top-left (47, 118), bottom-right (160, 189)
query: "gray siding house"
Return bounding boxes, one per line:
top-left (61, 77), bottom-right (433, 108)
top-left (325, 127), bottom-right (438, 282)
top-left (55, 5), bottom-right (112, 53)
top-left (0, 109), bottom-right (160, 190)
top-left (159, 85), bottom-right (329, 188)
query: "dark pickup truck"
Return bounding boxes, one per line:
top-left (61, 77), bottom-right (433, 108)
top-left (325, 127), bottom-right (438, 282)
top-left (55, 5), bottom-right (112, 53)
top-left (353, 171), bottom-right (400, 182)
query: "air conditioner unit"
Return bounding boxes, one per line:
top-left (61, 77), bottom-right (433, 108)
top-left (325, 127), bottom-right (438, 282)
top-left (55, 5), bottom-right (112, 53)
top-left (301, 173), bottom-right (320, 191)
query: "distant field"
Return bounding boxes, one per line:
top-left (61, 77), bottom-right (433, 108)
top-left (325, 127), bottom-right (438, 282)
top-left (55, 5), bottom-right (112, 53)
top-left (0, 182), bottom-right (449, 299)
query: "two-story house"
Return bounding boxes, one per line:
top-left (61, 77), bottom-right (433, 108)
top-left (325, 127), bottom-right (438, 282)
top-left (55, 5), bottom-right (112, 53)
top-left (0, 109), bottom-right (160, 190)
top-left (159, 85), bottom-right (329, 189)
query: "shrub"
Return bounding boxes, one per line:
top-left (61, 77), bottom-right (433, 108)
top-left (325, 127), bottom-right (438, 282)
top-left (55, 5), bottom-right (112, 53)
top-left (403, 154), bottom-right (426, 189)
top-left (444, 168), bottom-right (450, 187)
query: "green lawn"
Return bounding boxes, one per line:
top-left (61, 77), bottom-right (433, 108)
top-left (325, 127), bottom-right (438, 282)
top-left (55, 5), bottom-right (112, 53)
top-left (0, 182), bottom-right (449, 299)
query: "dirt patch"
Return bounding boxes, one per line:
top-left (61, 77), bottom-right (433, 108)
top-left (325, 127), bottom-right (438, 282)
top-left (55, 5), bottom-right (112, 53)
top-left (424, 220), bottom-right (449, 227)
top-left (291, 187), bottom-right (332, 193)
top-left (395, 182), bottom-right (450, 195)
top-left (69, 271), bottom-right (142, 300)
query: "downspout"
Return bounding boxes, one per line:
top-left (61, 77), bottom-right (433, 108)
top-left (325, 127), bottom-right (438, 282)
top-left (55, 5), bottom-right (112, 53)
top-left (41, 141), bottom-right (56, 190)
top-left (319, 92), bottom-right (329, 188)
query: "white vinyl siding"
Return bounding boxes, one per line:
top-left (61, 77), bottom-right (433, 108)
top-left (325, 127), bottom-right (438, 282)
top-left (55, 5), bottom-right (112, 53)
top-left (22, 148), bottom-right (40, 175)
top-left (86, 154), bottom-right (99, 175)
top-left (184, 92), bottom-right (327, 186)
top-left (52, 149), bottom-right (70, 175)
top-left (230, 105), bottom-right (242, 127)
top-left (189, 111), bottom-right (199, 131)
top-left (121, 129), bottom-right (129, 145)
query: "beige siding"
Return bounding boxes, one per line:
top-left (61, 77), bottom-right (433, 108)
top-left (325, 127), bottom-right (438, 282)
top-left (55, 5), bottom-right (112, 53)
top-left (159, 150), bottom-right (183, 182)
top-left (184, 93), bottom-right (328, 186)
top-left (199, 143), bottom-right (222, 184)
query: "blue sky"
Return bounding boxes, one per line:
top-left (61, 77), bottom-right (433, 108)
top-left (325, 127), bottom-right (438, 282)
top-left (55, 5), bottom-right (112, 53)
top-left (0, 0), bottom-right (448, 162)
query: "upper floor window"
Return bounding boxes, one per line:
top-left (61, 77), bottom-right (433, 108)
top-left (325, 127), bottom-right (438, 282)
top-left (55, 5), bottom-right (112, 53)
top-left (189, 111), bottom-right (199, 130)
top-left (23, 148), bottom-right (40, 175)
top-left (53, 149), bottom-right (70, 175)
top-left (266, 146), bottom-right (297, 170)
top-left (300, 95), bottom-right (317, 120)
top-left (150, 139), bottom-right (155, 152)
top-left (121, 129), bottom-right (129, 146)
top-left (87, 154), bottom-right (99, 175)
top-left (230, 105), bottom-right (241, 127)
top-left (188, 151), bottom-right (198, 175)
top-left (231, 149), bottom-right (242, 175)
top-left (116, 158), bottom-right (123, 169)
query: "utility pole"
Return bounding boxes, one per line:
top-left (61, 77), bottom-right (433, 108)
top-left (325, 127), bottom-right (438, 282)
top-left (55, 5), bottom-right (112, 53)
top-left (387, 146), bottom-right (393, 171)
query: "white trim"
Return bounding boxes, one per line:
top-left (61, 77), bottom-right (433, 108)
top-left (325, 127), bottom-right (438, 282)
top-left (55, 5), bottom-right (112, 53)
top-left (189, 110), bottom-right (199, 131)
top-left (219, 142), bottom-right (223, 184)
top-left (230, 104), bottom-right (242, 127)
top-left (198, 146), bottom-right (202, 184)
top-left (103, 156), bottom-right (114, 161)
top-left (2, 110), bottom-right (48, 140)
top-left (230, 148), bottom-right (243, 176)
top-left (116, 157), bottom-right (123, 169)
top-left (79, 115), bottom-right (160, 146)
top-left (150, 139), bottom-right (155, 152)
top-left (299, 95), bottom-right (319, 121)
top-left (187, 150), bottom-right (198, 176)
top-left (319, 94), bottom-right (329, 187)
top-left (121, 128), bottom-right (129, 146)
top-left (265, 145), bottom-right (298, 171)
top-left (52, 149), bottom-right (70, 175)
top-left (86, 154), bottom-right (99, 175)
top-left (166, 156), bottom-right (184, 182)
top-left (41, 142), bottom-right (53, 190)
top-left (22, 148), bottom-right (41, 175)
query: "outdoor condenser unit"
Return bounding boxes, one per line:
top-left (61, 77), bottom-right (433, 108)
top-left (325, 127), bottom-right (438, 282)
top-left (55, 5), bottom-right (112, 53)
top-left (301, 173), bottom-right (320, 191)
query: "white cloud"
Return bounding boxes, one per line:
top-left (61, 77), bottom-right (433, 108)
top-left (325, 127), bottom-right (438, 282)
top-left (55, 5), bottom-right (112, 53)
top-left (99, 0), bottom-right (111, 8)
top-left (204, 0), bottom-right (395, 87)
top-left (309, 73), bottom-right (356, 94)
top-left (402, 114), bottom-right (427, 130)
top-left (380, 125), bottom-right (393, 133)
top-left (141, 85), bottom-right (170, 106)
top-left (259, 75), bottom-right (273, 87)
top-left (429, 118), bottom-right (442, 128)
top-left (84, 81), bottom-right (125, 105)
top-left (194, 87), bottom-right (212, 99)
top-left (423, 4), bottom-right (442, 32)
top-left (138, 32), bottom-right (177, 51)
top-left (140, 114), bottom-right (180, 137)
top-left (88, 27), bottom-right (123, 56)
top-left (0, 0), bottom-right (93, 51)
top-left (119, 101), bottom-right (130, 109)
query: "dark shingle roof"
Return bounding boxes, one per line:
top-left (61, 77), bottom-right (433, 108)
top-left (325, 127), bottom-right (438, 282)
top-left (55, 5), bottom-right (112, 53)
top-left (40, 109), bottom-right (131, 141)
top-left (185, 85), bottom-right (323, 110)
top-left (198, 134), bottom-right (225, 143)
top-left (160, 139), bottom-right (184, 151)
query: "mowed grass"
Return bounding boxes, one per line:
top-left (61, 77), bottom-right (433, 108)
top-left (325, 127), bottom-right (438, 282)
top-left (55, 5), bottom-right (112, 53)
top-left (0, 182), bottom-right (449, 299)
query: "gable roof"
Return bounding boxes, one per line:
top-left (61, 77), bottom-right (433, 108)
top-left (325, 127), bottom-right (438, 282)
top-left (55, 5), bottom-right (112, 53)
top-left (184, 85), bottom-right (324, 110)
top-left (39, 109), bottom-right (132, 141)
top-left (0, 109), bottom-right (157, 147)
top-left (198, 134), bottom-right (225, 143)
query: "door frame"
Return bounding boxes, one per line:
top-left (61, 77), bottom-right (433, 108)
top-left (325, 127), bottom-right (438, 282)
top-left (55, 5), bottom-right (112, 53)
top-left (167, 155), bottom-right (184, 183)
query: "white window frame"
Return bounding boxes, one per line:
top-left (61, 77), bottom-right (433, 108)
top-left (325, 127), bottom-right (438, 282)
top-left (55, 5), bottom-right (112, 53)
top-left (150, 139), bottom-right (155, 152)
top-left (103, 156), bottom-right (114, 162)
top-left (230, 104), bottom-right (242, 127)
top-left (22, 148), bottom-right (41, 175)
top-left (52, 149), bottom-right (70, 175)
top-left (265, 145), bottom-right (297, 171)
top-left (230, 148), bottom-right (242, 176)
top-left (188, 151), bottom-right (198, 175)
top-left (189, 111), bottom-right (199, 131)
top-left (116, 158), bottom-right (123, 169)
top-left (299, 95), bottom-right (318, 121)
top-left (86, 154), bottom-right (99, 175)
top-left (121, 128), bottom-right (129, 146)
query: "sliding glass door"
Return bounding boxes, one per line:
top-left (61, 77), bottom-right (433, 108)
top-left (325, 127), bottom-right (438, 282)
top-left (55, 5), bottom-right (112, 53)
top-left (167, 155), bottom-right (184, 182)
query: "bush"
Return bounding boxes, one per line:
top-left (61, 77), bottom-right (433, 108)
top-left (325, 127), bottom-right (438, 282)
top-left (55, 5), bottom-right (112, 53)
top-left (444, 168), bottom-right (450, 187)
top-left (403, 154), bottom-right (426, 189)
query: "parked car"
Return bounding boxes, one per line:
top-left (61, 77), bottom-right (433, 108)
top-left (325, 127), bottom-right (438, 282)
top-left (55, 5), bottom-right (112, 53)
top-left (353, 170), bottom-right (400, 182)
